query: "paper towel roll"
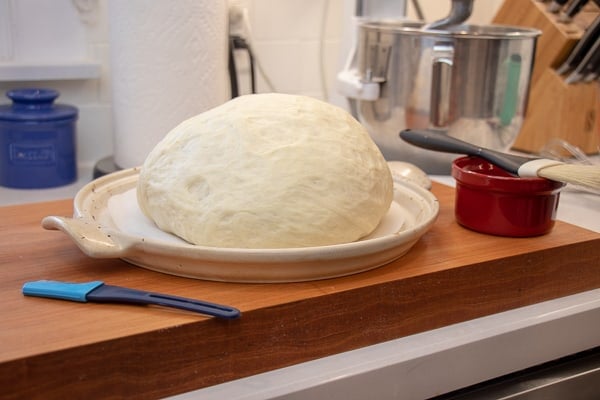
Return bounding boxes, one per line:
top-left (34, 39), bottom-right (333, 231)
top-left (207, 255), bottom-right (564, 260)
top-left (108, 0), bottom-right (230, 168)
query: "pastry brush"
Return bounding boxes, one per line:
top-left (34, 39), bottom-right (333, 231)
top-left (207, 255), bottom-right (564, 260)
top-left (399, 129), bottom-right (600, 190)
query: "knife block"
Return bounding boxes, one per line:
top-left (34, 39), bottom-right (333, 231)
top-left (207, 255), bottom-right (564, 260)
top-left (493, 0), bottom-right (599, 155)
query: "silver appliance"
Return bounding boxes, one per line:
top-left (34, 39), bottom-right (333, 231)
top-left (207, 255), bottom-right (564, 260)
top-left (338, 2), bottom-right (540, 174)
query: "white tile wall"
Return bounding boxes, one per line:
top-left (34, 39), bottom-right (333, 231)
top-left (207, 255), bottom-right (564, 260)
top-left (0, 0), bottom-right (502, 170)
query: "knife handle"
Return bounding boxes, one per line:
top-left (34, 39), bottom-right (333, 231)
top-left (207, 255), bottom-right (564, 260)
top-left (22, 280), bottom-right (104, 302)
top-left (87, 286), bottom-right (241, 319)
top-left (557, 15), bottom-right (600, 74)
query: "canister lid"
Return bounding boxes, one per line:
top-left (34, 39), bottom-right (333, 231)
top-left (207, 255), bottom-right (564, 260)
top-left (0, 88), bottom-right (78, 122)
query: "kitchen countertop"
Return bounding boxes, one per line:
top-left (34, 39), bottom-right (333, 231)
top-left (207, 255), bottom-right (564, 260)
top-left (0, 164), bottom-right (95, 207)
top-left (175, 288), bottom-right (600, 400)
top-left (1, 175), bottom-right (599, 399)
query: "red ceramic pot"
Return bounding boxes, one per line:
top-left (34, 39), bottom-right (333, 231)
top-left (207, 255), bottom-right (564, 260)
top-left (451, 156), bottom-right (565, 237)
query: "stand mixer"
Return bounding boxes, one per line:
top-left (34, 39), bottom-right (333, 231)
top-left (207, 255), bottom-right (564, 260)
top-left (338, 0), bottom-right (540, 174)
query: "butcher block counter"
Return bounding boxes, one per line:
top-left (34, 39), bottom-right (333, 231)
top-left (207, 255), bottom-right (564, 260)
top-left (1, 182), bottom-right (599, 399)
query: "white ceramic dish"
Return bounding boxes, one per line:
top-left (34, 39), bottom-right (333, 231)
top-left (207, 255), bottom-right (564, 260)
top-left (42, 168), bottom-right (439, 283)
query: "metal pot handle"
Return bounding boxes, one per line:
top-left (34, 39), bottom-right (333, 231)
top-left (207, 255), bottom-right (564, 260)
top-left (430, 42), bottom-right (454, 128)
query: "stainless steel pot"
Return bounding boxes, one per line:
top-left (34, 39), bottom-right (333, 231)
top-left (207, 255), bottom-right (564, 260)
top-left (339, 22), bottom-right (540, 174)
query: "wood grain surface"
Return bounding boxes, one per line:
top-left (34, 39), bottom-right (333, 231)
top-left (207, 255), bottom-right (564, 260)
top-left (1, 183), bottom-right (599, 399)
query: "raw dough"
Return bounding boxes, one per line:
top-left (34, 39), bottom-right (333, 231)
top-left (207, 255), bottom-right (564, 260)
top-left (137, 93), bottom-right (393, 248)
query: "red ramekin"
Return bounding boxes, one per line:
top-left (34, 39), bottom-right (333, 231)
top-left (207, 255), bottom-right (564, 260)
top-left (451, 156), bottom-right (565, 237)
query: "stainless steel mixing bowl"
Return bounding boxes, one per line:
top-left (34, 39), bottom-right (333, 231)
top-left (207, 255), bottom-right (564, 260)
top-left (349, 21), bottom-right (540, 174)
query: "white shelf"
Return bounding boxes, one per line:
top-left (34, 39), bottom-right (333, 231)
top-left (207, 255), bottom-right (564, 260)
top-left (0, 62), bottom-right (101, 81)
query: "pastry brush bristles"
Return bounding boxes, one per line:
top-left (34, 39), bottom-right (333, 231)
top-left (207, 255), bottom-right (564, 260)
top-left (537, 164), bottom-right (600, 190)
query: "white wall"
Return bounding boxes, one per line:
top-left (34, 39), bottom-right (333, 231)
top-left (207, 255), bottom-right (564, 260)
top-left (0, 0), bottom-right (503, 169)
top-left (0, 0), bottom-right (112, 168)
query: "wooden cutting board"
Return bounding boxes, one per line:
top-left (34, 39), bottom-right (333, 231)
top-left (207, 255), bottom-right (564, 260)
top-left (1, 182), bottom-right (599, 399)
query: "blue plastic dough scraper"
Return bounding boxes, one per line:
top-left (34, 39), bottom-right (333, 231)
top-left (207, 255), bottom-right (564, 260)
top-left (22, 280), bottom-right (241, 319)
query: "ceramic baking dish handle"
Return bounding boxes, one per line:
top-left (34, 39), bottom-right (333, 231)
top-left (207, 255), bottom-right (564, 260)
top-left (42, 216), bottom-right (128, 258)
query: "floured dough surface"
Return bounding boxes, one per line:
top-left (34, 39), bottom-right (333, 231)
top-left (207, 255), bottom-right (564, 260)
top-left (137, 93), bottom-right (393, 248)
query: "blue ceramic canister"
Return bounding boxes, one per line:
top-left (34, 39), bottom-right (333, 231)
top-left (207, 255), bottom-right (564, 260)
top-left (0, 88), bottom-right (78, 188)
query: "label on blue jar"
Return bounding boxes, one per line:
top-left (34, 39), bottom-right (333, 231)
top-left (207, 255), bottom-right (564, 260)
top-left (9, 143), bottom-right (56, 166)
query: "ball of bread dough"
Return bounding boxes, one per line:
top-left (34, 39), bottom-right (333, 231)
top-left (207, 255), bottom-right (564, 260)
top-left (137, 93), bottom-right (393, 248)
